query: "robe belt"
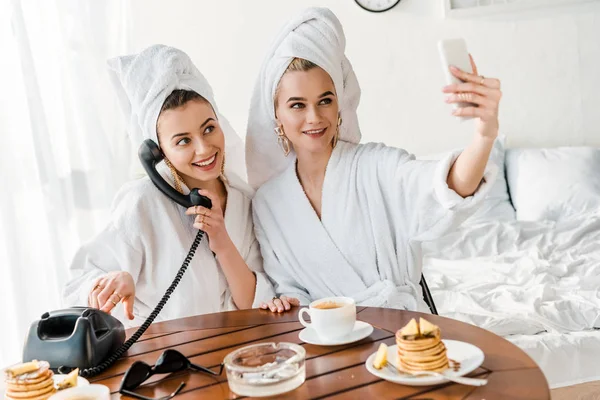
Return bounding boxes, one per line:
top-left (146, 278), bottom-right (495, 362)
top-left (352, 279), bottom-right (418, 311)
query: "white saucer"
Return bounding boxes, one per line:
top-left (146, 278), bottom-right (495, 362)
top-left (365, 340), bottom-right (485, 386)
top-left (299, 321), bottom-right (374, 345)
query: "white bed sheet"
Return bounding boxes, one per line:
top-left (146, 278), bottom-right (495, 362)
top-left (421, 210), bottom-right (600, 387)
top-left (507, 330), bottom-right (600, 388)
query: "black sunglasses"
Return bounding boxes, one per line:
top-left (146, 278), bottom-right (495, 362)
top-left (119, 349), bottom-right (224, 400)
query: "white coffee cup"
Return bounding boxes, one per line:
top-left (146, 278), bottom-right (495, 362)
top-left (298, 297), bottom-right (356, 340)
top-left (49, 384), bottom-right (110, 400)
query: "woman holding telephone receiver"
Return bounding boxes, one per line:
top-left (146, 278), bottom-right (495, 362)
top-left (248, 8), bottom-right (502, 312)
top-left (63, 45), bottom-right (297, 326)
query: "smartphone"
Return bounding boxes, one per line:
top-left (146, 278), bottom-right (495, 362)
top-left (438, 38), bottom-right (476, 118)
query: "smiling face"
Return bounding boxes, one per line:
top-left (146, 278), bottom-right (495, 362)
top-left (156, 92), bottom-right (224, 188)
top-left (274, 62), bottom-right (339, 158)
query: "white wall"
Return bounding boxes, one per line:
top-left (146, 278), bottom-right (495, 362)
top-left (128, 0), bottom-right (600, 155)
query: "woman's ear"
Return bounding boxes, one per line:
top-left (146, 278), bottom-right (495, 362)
top-left (273, 119), bottom-right (285, 137)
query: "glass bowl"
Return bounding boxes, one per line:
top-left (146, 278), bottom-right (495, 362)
top-left (223, 342), bottom-right (306, 397)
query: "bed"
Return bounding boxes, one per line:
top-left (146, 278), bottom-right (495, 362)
top-left (420, 138), bottom-right (600, 388)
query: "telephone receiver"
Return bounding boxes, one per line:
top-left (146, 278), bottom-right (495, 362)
top-left (139, 139), bottom-right (212, 209)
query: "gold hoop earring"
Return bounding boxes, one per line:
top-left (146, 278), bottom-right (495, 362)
top-left (164, 158), bottom-right (184, 194)
top-left (220, 151), bottom-right (228, 183)
top-left (274, 126), bottom-right (291, 157)
top-left (221, 151), bottom-right (225, 175)
top-left (332, 116), bottom-right (342, 148)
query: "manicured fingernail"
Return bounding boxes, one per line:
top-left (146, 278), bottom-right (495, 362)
top-left (450, 65), bottom-right (459, 71)
top-left (445, 97), bottom-right (451, 103)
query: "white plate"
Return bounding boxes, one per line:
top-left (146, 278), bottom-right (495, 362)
top-left (0, 373), bottom-right (89, 396)
top-left (365, 340), bottom-right (484, 386)
top-left (299, 321), bottom-right (374, 345)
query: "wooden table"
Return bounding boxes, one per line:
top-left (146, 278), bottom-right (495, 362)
top-left (91, 307), bottom-right (550, 399)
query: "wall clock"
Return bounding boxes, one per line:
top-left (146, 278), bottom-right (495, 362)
top-left (354, 0), bottom-right (402, 13)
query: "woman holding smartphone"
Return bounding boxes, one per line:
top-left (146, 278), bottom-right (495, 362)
top-left (247, 8), bottom-right (502, 312)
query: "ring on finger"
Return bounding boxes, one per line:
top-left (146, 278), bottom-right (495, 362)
top-left (201, 215), bottom-right (206, 224)
top-left (110, 300), bottom-right (118, 306)
top-left (480, 76), bottom-right (485, 85)
top-left (195, 205), bottom-right (200, 215)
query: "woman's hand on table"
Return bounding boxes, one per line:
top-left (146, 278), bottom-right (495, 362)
top-left (259, 296), bottom-right (300, 313)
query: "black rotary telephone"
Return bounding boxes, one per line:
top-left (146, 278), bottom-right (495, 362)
top-left (22, 139), bottom-right (212, 377)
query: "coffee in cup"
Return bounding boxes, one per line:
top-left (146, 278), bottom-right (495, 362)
top-left (313, 301), bottom-right (343, 310)
top-left (298, 297), bottom-right (356, 340)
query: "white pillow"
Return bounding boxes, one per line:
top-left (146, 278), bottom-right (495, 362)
top-left (418, 136), bottom-right (516, 224)
top-left (505, 147), bottom-right (600, 221)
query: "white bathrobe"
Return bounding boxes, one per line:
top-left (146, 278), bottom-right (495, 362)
top-left (252, 141), bottom-right (496, 312)
top-left (63, 171), bottom-right (274, 327)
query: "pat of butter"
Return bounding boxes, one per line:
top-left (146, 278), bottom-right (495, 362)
top-left (5, 361), bottom-right (39, 378)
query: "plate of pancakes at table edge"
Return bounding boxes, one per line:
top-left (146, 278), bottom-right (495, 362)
top-left (0, 360), bottom-right (89, 400)
top-left (365, 318), bottom-right (485, 386)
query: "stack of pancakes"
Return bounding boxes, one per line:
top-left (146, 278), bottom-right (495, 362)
top-left (396, 318), bottom-right (449, 373)
top-left (3, 360), bottom-right (56, 400)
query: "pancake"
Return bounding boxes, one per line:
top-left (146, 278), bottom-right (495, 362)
top-left (398, 343), bottom-right (447, 361)
top-left (3, 361), bottom-right (56, 400)
top-left (3, 390), bottom-right (56, 400)
top-left (6, 376), bottom-right (54, 392)
top-left (395, 318), bottom-right (449, 373)
top-left (4, 362), bottom-right (49, 382)
top-left (4, 371), bottom-right (52, 387)
top-left (5, 383), bottom-right (55, 399)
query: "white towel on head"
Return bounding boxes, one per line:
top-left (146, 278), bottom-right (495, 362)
top-left (107, 44), bottom-right (246, 181)
top-left (245, 7), bottom-right (361, 189)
